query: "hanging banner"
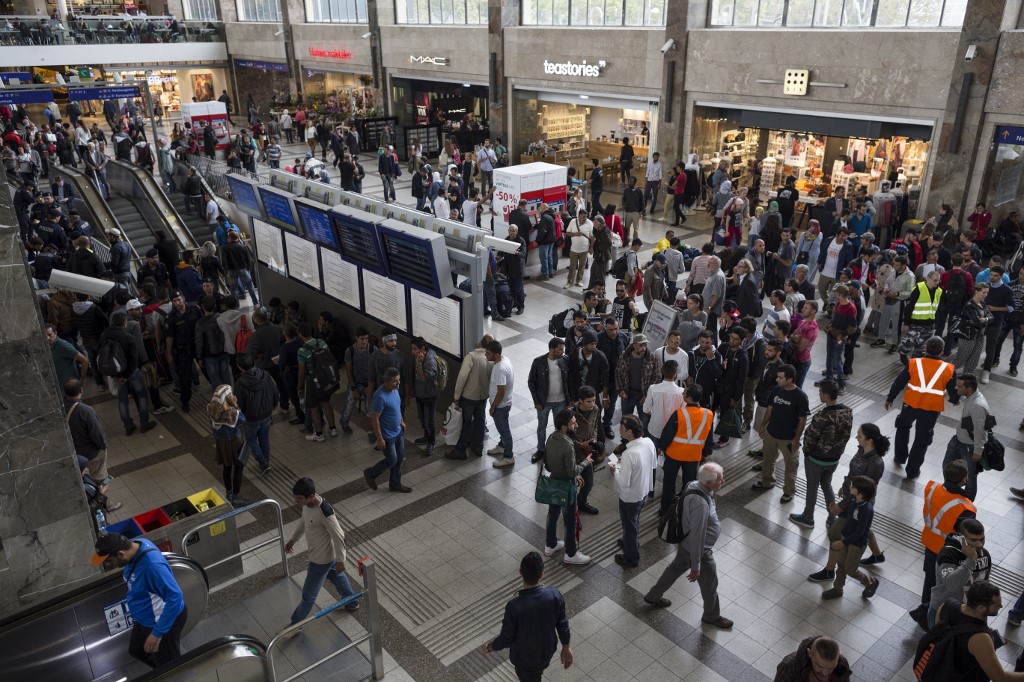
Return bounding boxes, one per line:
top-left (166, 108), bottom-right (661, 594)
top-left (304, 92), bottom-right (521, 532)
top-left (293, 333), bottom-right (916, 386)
top-left (0, 90), bottom-right (54, 105)
top-left (68, 86), bottom-right (141, 101)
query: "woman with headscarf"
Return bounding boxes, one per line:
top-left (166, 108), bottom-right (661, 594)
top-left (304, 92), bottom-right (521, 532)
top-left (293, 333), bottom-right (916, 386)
top-left (713, 179), bottom-right (734, 245)
top-left (760, 200), bottom-right (780, 232)
top-left (428, 170), bottom-right (443, 205)
top-left (796, 219), bottom-right (824, 280)
top-left (208, 384), bottom-right (247, 506)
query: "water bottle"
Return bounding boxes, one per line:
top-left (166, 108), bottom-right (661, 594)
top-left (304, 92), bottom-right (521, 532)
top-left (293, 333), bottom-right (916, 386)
top-left (94, 507), bottom-right (107, 531)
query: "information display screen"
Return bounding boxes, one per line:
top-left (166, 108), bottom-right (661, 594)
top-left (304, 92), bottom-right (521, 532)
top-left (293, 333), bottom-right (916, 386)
top-left (377, 219), bottom-right (453, 298)
top-left (361, 269), bottom-right (408, 332)
top-left (257, 185), bottom-right (301, 234)
top-left (295, 199), bottom-right (339, 251)
top-left (251, 219), bottom-right (286, 275)
top-left (410, 290), bottom-right (463, 358)
top-left (320, 248), bottom-right (362, 310)
top-left (330, 207), bottom-right (387, 274)
top-left (225, 174), bottom-right (264, 220)
top-left (284, 231), bottom-right (321, 289)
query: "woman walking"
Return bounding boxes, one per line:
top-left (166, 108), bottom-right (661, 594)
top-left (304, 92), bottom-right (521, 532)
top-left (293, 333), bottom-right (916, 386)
top-left (954, 282), bottom-right (990, 375)
top-left (208, 384), bottom-right (247, 507)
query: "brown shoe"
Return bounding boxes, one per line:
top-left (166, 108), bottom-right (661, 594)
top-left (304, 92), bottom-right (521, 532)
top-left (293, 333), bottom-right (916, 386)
top-left (363, 472), bottom-right (378, 491)
top-left (390, 485), bottom-right (413, 493)
top-left (701, 616), bottom-right (733, 629)
top-left (644, 596), bottom-right (671, 608)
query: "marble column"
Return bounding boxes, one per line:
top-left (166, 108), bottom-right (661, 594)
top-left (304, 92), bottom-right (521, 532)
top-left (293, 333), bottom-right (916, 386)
top-left (925, 0), bottom-right (1007, 220)
top-left (487, 0), bottom-right (519, 142)
top-left (0, 184), bottom-right (99, 621)
top-left (654, 0), bottom-right (692, 164)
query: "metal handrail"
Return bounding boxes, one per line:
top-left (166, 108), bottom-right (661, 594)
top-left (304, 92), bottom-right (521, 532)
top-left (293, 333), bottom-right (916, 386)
top-left (180, 498), bottom-right (288, 581)
top-left (266, 559), bottom-right (384, 682)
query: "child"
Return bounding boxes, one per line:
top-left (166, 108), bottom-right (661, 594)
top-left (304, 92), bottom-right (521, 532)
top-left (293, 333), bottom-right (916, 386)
top-left (822, 475), bottom-right (879, 600)
top-left (827, 268), bottom-right (855, 309)
top-left (784, 278), bottom-right (806, 318)
top-left (208, 384), bottom-right (247, 506)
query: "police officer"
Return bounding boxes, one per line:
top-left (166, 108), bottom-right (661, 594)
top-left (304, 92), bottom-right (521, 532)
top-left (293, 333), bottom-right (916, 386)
top-left (163, 291), bottom-right (202, 413)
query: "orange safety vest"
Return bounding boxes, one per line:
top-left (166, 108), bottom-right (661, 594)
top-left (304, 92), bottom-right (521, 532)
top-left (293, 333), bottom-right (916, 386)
top-left (903, 357), bottom-right (954, 412)
top-left (665, 405), bottom-right (713, 462)
top-left (920, 480), bottom-right (976, 554)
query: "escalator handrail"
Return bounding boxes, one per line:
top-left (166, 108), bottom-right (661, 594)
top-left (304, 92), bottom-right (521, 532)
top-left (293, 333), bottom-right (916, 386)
top-left (109, 159), bottom-right (201, 252)
top-left (131, 634), bottom-right (268, 682)
top-left (0, 552), bottom-right (207, 632)
top-left (64, 162), bottom-right (145, 268)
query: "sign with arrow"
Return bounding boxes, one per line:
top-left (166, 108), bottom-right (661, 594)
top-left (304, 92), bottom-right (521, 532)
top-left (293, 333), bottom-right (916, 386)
top-left (995, 126), bottom-right (1024, 146)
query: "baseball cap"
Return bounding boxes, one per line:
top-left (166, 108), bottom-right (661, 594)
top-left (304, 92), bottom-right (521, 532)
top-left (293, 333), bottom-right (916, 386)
top-left (201, 276), bottom-right (213, 284)
top-left (170, 290), bottom-right (183, 299)
top-left (126, 298), bottom-right (144, 311)
top-left (106, 227), bottom-right (121, 236)
top-left (632, 333), bottom-right (648, 345)
top-left (92, 532), bottom-right (132, 566)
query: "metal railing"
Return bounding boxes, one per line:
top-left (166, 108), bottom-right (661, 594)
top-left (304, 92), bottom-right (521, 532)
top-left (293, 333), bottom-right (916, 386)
top-left (266, 559), bottom-right (385, 682)
top-left (0, 17), bottom-right (224, 46)
top-left (175, 151), bottom-right (264, 204)
top-left (180, 498), bottom-right (288, 581)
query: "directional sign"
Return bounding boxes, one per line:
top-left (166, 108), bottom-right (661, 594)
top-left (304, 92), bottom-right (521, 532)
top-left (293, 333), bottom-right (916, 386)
top-left (995, 126), bottom-right (1024, 146)
top-left (69, 85), bottom-right (140, 101)
top-left (0, 90), bottom-right (54, 105)
top-left (0, 72), bottom-right (32, 84)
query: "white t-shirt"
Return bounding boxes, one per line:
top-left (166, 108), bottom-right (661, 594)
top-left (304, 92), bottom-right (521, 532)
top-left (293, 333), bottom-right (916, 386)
top-left (206, 199), bottom-right (219, 224)
top-left (546, 358), bottom-right (565, 403)
top-left (568, 219), bottom-right (593, 254)
top-left (762, 306), bottom-right (791, 336)
top-left (489, 357), bottom-right (514, 407)
top-left (822, 238), bottom-right (843, 278)
top-left (462, 199), bottom-right (479, 226)
top-left (654, 346), bottom-right (689, 387)
top-left (642, 381), bottom-right (686, 443)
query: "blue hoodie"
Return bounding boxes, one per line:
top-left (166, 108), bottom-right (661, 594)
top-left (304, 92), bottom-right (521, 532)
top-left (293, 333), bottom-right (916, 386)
top-left (123, 538), bottom-right (184, 637)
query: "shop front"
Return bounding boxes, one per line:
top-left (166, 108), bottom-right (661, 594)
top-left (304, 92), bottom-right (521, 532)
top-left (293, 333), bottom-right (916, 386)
top-left (232, 58), bottom-right (291, 113)
top-left (389, 76), bottom-right (489, 159)
top-left (690, 103), bottom-right (935, 238)
top-left (103, 65), bottom-right (229, 114)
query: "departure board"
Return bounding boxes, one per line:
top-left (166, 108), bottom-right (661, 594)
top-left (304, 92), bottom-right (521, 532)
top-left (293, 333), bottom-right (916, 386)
top-left (410, 290), bottom-right (463, 358)
top-left (377, 219), bottom-right (453, 298)
top-left (330, 207), bottom-right (387, 274)
top-left (295, 199), bottom-right (339, 250)
top-left (284, 231), bottom-right (321, 290)
top-left (252, 219), bottom-right (286, 275)
top-left (320, 247), bottom-right (361, 310)
top-left (361, 269), bottom-right (408, 332)
top-left (225, 174), bottom-right (263, 220)
top-left (257, 185), bottom-right (301, 234)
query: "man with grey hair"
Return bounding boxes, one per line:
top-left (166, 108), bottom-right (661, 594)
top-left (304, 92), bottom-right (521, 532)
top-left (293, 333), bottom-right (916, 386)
top-left (643, 462), bottom-right (733, 629)
top-left (793, 264), bottom-right (816, 300)
top-left (703, 257), bottom-right (726, 343)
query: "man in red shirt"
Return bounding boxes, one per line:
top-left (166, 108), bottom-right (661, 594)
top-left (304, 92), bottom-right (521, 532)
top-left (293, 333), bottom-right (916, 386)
top-left (789, 300), bottom-right (819, 389)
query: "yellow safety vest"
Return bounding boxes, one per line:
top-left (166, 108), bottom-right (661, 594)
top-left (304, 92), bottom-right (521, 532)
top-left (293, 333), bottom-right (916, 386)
top-left (909, 281), bottom-right (942, 322)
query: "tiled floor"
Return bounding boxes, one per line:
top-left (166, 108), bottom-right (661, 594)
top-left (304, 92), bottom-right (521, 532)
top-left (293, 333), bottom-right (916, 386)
top-left (78, 118), bottom-right (1024, 680)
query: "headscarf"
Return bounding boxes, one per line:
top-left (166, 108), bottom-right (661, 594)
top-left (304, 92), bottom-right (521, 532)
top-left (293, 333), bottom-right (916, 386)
top-left (208, 384), bottom-right (240, 429)
top-left (432, 170), bottom-right (441, 184)
top-left (719, 179), bottom-right (732, 195)
top-left (767, 200), bottom-right (780, 214)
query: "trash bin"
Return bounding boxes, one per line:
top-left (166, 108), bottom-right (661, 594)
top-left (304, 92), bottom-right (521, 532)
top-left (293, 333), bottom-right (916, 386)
top-left (161, 498), bottom-right (198, 523)
top-left (187, 488), bottom-right (227, 513)
top-left (165, 488), bottom-right (242, 585)
top-left (134, 509), bottom-right (173, 552)
top-left (102, 518), bottom-right (143, 539)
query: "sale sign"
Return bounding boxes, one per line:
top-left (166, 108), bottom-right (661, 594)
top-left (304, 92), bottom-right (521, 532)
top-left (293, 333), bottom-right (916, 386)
top-left (492, 162), bottom-right (566, 241)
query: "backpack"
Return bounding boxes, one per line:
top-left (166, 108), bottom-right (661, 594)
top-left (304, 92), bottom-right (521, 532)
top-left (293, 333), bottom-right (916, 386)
top-left (97, 336), bottom-right (127, 376)
top-left (943, 270), bottom-right (967, 311)
top-left (201, 319), bottom-right (226, 356)
top-left (610, 251), bottom-right (630, 280)
top-left (913, 617), bottom-right (988, 681)
top-left (435, 356), bottom-right (449, 391)
top-left (658, 487), bottom-right (711, 544)
top-left (115, 135), bottom-right (133, 159)
top-left (309, 341), bottom-right (341, 394)
top-left (547, 305), bottom-right (578, 337)
top-left (235, 314), bottom-right (252, 353)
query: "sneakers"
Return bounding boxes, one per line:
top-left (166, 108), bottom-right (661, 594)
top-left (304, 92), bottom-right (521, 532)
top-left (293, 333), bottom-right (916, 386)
top-left (563, 551), bottom-right (591, 565)
top-left (1010, 367), bottom-right (1019, 377)
top-left (1009, 613), bottom-right (1022, 627)
top-left (862, 577), bottom-right (880, 599)
top-left (259, 463), bottom-right (272, 476)
top-left (821, 588), bottom-right (844, 600)
top-left (544, 541), bottom-right (565, 556)
top-left (789, 514), bottom-right (814, 529)
top-left (329, 427), bottom-right (338, 438)
top-left (887, 344), bottom-right (898, 353)
top-left (492, 457), bottom-right (515, 468)
top-left (980, 369), bottom-right (990, 384)
top-left (860, 553), bottom-right (886, 566)
top-left (424, 444), bottom-right (435, 456)
top-left (341, 425), bottom-right (353, 434)
top-left (153, 405), bottom-right (175, 415)
top-left (289, 417), bottom-right (304, 425)
top-left (909, 605), bottom-right (929, 629)
top-left (105, 500), bottom-right (123, 512)
top-left (531, 450), bottom-right (545, 464)
top-left (870, 339), bottom-right (886, 348)
top-left (414, 436), bottom-right (430, 445)
top-left (229, 495), bottom-right (248, 506)
top-left (305, 433), bottom-right (325, 442)
top-left (780, 494), bottom-right (794, 503)
top-left (808, 569), bottom-right (836, 583)
top-left (750, 480), bottom-right (772, 491)
top-left (487, 445), bottom-right (505, 456)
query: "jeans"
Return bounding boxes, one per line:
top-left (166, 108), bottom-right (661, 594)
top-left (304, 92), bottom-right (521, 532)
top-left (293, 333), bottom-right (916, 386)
top-left (620, 390), bottom-right (643, 420)
top-left (265, 365), bottom-right (289, 410)
top-left (602, 383), bottom-right (618, 427)
top-left (538, 243), bottom-right (555, 277)
top-left (591, 189), bottom-right (602, 215)
top-left (454, 397), bottom-right (486, 456)
top-left (894, 404), bottom-right (939, 479)
top-left (577, 462), bottom-right (595, 508)
top-left (995, 319), bottom-right (1024, 368)
top-left (161, 169), bottom-right (176, 192)
top-left (228, 268), bottom-right (259, 303)
top-left (660, 458), bottom-right (699, 517)
top-left (116, 368), bottom-right (151, 431)
top-left (381, 174), bottom-right (396, 201)
top-left (203, 354), bottom-right (233, 389)
top-left (942, 437), bottom-right (978, 501)
top-left (546, 501), bottom-right (578, 557)
top-left (536, 401), bottom-right (566, 452)
top-left (242, 415), bottom-right (272, 467)
top-left (825, 336), bottom-right (846, 388)
top-left (492, 405), bottom-right (513, 457)
top-left (794, 360), bottom-right (811, 389)
top-left (480, 169), bottom-right (494, 194)
top-left (366, 433), bottom-right (406, 490)
top-left (173, 351), bottom-right (194, 409)
top-left (1009, 590), bottom-right (1024, 624)
top-left (618, 498), bottom-right (645, 565)
top-left (340, 384), bottom-right (368, 427)
top-left (802, 457), bottom-right (837, 520)
top-left (416, 396), bottom-right (437, 444)
top-left (509, 275), bottom-right (525, 311)
top-left (644, 181), bottom-right (660, 212)
top-left (290, 561), bottom-right (358, 623)
top-left (982, 322), bottom-right (1002, 371)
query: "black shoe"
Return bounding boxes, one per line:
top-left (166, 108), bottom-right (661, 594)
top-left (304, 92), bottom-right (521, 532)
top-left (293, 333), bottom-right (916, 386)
top-left (125, 425), bottom-right (136, 436)
top-left (580, 504), bottom-right (599, 515)
top-left (515, 308), bottom-right (524, 315)
top-left (808, 569), bottom-right (835, 583)
top-left (603, 425), bottom-right (615, 439)
top-left (260, 463), bottom-right (272, 476)
top-left (750, 463), bottom-right (763, 471)
top-left (789, 514), bottom-right (814, 529)
top-left (531, 450), bottom-right (545, 464)
top-left (414, 436), bottom-right (429, 445)
top-left (288, 417), bottom-right (304, 425)
top-left (909, 605), bottom-right (929, 629)
top-left (424, 443), bottom-right (435, 456)
top-left (860, 553), bottom-right (886, 566)
top-left (140, 421), bottom-right (157, 434)
top-left (614, 554), bottom-right (638, 568)
top-left (1011, 367), bottom-right (1019, 377)
top-left (747, 449), bottom-right (763, 458)
top-left (342, 425), bottom-right (353, 434)
top-left (862, 577), bottom-right (879, 599)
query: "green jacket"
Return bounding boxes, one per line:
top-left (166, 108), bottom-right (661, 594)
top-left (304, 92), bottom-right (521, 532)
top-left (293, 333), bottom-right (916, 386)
top-left (545, 431), bottom-right (587, 480)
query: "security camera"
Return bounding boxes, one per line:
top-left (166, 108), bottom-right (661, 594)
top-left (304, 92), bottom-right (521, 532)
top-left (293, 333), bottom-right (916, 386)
top-left (965, 44), bottom-right (977, 62)
top-left (361, 31), bottom-right (373, 39)
top-left (661, 39), bottom-right (675, 55)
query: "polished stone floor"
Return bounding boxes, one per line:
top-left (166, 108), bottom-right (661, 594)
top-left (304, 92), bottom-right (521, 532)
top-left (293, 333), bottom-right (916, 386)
top-left (81, 125), bottom-right (1024, 681)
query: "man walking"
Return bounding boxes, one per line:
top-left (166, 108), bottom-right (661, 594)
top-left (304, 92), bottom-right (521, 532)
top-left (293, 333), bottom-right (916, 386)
top-left (621, 177), bottom-right (645, 244)
top-left (164, 292), bottom-right (201, 413)
top-left (789, 380), bottom-right (853, 529)
top-left (927, 518), bottom-right (991, 628)
top-left (885, 336), bottom-right (956, 480)
top-left (377, 145), bottom-right (399, 203)
top-left (543, 409), bottom-right (593, 565)
top-left (612, 415), bottom-right (658, 568)
top-left (297, 322), bottom-right (339, 442)
top-left (195, 296), bottom-right (232, 390)
top-left (485, 551), bottom-right (574, 682)
top-left (486, 340), bottom-right (517, 468)
top-left (564, 209), bottom-right (594, 289)
top-left (476, 139), bottom-right (498, 195)
top-left (535, 202), bottom-right (557, 280)
top-left (65, 378), bottom-right (121, 509)
top-left (364, 368), bottom-right (412, 493)
top-left (644, 462), bottom-right (733, 629)
top-left (99, 313), bottom-right (155, 436)
top-left (449, 335), bottom-right (493, 460)
top-left (751, 364), bottom-right (810, 504)
top-left (529, 338), bottom-right (569, 464)
top-left (234, 352), bottom-right (278, 476)
top-left (899, 270), bottom-right (943, 363)
top-left (943, 373), bottom-right (989, 501)
top-left (644, 151), bottom-right (663, 213)
top-left (410, 337), bottom-right (440, 455)
top-left (281, 477), bottom-right (359, 639)
top-left (658, 385), bottom-right (714, 517)
top-left (222, 231), bottom-right (259, 305)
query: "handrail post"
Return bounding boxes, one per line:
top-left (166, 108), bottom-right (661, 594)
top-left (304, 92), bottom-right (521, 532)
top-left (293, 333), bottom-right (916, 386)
top-left (179, 499), bottom-right (289, 583)
top-left (363, 560), bottom-right (385, 680)
top-left (273, 497), bottom-right (288, 578)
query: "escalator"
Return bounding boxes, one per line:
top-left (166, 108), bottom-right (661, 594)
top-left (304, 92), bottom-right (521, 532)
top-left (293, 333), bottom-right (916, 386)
top-left (106, 192), bottom-right (157, 254)
top-left (133, 635), bottom-right (267, 682)
top-left (166, 190), bottom-right (215, 247)
top-left (0, 553), bottom-right (209, 681)
top-left (105, 160), bottom-right (201, 256)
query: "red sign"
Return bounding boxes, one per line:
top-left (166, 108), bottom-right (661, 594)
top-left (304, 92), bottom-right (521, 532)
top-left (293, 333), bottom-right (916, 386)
top-left (309, 48), bottom-right (353, 61)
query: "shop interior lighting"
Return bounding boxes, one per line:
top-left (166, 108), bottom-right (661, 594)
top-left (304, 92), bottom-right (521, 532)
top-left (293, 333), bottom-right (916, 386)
top-left (580, 95), bottom-right (589, 99)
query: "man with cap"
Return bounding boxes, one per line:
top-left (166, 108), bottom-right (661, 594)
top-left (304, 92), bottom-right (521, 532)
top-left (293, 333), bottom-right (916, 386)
top-left (200, 277), bottom-right (225, 310)
top-left (378, 144), bottom-right (399, 203)
top-left (615, 333), bottom-right (661, 434)
top-left (92, 532), bottom-right (187, 667)
top-left (164, 291), bottom-right (203, 413)
top-left (642, 253), bottom-right (669, 310)
top-left (67, 210), bottom-right (93, 240)
top-left (106, 228), bottom-right (133, 289)
top-left (137, 248), bottom-right (169, 290)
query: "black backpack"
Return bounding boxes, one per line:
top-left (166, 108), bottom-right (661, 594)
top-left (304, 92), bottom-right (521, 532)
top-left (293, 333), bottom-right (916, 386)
top-left (547, 306), bottom-right (576, 337)
top-left (943, 270), bottom-right (967, 311)
top-left (309, 341), bottom-right (340, 395)
top-left (201, 319), bottom-right (226, 356)
top-left (610, 251), bottom-right (630, 279)
top-left (658, 487), bottom-right (711, 544)
top-left (913, 616), bottom-right (988, 681)
top-left (97, 336), bottom-right (126, 377)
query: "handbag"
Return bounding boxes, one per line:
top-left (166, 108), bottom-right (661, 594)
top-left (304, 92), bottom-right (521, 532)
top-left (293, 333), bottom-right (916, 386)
top-left (980, 431), bottom-right (1005, 471)
top-left (796, 249), bottom-right (810, 266)
top-left (714, 407), bottom-right (742, 439)
top-left (949, 315), bottom-right (977, 341)
top-left (535, 469), bottom-right (577, 506)
top-left (439, 404), bottom-right (462, 447)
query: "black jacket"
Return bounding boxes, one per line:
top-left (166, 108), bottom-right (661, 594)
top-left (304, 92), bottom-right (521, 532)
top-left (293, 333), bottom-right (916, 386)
top-left (248, 322), bottom-right (283, 369)
top-left (502, 235), bottom-right (527, 278)
top-left (691, 349), bottom-right (723, 406)
top-left (67, 247), bottom-right (105, 279)
top-left (234, 368), bottom-right (280, 420)
top-left (716, 344), bottom-right (749, 406)
top-left (72, 301), bottom-right (108, 344)
top-left (137, 261), bottom-right (169, 288)
top-left (154, 238), bottom-right (179, 272)
top-left (596, 330), bottom-right (629, 384)
top-left (754, 359), bottom-right (782, 407)
top-left (567, 348), bottom-right (609, 401)
top-left (527, 354), bottom-right (570, 406)
top-left (535, 209), bottom-right (556, 245)
top-left (64, 397), bottom-right (107, 458)
top-left (222, 241), bottom-right (253, 271)
top-left (98, 326), bottom-right (140, 377)
top-left (734, 275), bottom-right (762, 318)
top-left (489, 586), bottom-right (569, 671)
top-left (194, 313), bottom-right (227, 359)
top-left (509, 208), bottom-right (533, 239)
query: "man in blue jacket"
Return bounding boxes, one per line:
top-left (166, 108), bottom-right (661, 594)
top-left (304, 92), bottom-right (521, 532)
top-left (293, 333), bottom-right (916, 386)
top-left (485, 551), bottom-right (574, 681)
top-left (92, 533), bottom-right (186, 668)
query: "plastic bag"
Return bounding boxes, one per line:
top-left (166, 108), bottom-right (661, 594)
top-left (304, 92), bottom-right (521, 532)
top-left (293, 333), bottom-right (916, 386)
top-left (440, 405), bottom-right (462, 446)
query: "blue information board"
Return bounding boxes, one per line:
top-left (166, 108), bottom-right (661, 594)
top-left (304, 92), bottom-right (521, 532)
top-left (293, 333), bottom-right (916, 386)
top-left (225, 175), bottom-right (263, 220)
top-left (69, 85), bottom-right (140, 101)
top-left (257, 185), bottom-right (300, 234)
top-left (295, 200), bottom-right (339, 250)
top-left (0, 90), bottom-right (54, 105)
top-left (995, 126), bottom-right (1024, 146)
top-left (331, 209), bottom-right (387, 275)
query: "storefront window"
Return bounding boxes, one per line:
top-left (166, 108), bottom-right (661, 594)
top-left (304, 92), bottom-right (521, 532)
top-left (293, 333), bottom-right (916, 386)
top-left (237, 0), bottom-right (282, 22)
top-left (394, 0), bottom-right (488, 24)
top-left (183, 0), bottom-right (219, 21)
top-left (306, 0), bottom-right (368, 22)
top-left (709, 0), bottom-right (964, 26)
top-left (523, 0), bottom-right (667, 27)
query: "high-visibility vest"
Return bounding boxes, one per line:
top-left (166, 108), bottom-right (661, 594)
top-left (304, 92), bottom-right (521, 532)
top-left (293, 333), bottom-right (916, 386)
top-left (920, 479), bottom-right (976, 553)
top-left (665, 405), bottom-right (713, 462)
top-left (903, 357), bottom-right (954, 412)
top-left (909, 281), bottom-right (942, 322)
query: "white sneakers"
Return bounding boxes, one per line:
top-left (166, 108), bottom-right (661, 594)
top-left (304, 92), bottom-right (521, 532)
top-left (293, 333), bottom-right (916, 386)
top-left (487, 445), bottom-right (506, 456)
top-left (492, 457), bottom-right (515, 468)
top-left (544, 541), bottom-right (565, 556)
top-left (980, 370), bottom-right (991, 384)
top-left (563, 552), bottom-right (592, 565)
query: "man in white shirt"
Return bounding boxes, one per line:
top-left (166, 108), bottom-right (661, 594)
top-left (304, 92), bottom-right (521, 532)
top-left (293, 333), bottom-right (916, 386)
top-left (476, 139), bottom-right (499, 194)
top-left (654, 330), bottom-right (691, 388)
top-left (564, 209), bottom-right (594, 289)
top-left (644, 151), bottom-right (664, 214)
top-left (643, 361), bottom-right (687, 444)
top-left (205, 194), bottom-right (219, 230)
top-left (762, 289), bottom-right (791, 338)
top-left (485, 340), bottom-right (517, 468)
top-left (528, 338), bottom-right (569, 463)
top-left (432, 186), bottom-right (451, 220)
top-left (611, 414), bottom-right (658, 568)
